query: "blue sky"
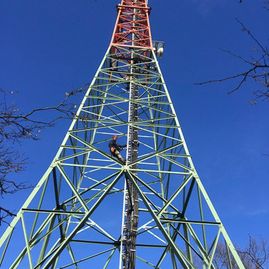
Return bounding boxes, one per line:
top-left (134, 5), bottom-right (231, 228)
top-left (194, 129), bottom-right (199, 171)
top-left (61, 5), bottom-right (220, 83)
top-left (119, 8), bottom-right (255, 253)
top-left (0, 0), bottom-right (268, 249)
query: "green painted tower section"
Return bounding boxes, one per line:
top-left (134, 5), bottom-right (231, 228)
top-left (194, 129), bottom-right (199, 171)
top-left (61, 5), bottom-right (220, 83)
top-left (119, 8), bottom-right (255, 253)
top-left (0, 1), bottom-right (244, 268)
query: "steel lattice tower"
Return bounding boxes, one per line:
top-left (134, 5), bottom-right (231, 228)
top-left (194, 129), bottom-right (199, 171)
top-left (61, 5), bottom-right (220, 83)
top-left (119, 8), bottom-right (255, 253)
top-left (0, 1), bottom-right (245, 268)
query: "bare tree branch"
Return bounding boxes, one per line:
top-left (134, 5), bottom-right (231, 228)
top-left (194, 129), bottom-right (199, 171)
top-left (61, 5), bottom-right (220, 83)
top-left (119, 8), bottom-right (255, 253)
top-left (196, 17), bottom-right (269, 102)
top-left (0, 85), bottom-right (87, 224)
top-left (235, 18), bottom-right (268, 56)
top-left (214, 236), bottom-right (269, 269)
top-left (238, 236), bottom-right (269, 269)
top-left (0, 207), bottom-right (16, 226)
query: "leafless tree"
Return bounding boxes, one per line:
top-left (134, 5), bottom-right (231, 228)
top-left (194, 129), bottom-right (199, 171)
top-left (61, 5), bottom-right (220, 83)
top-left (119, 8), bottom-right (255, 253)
top-left (214, 236), bottom-right (269, 269)
top-left (0, 86), bottom-right (86, 225)
top-left (239, 236), bottom-right (269, 269)
top-left (196, 7), bottom-right (269, 104)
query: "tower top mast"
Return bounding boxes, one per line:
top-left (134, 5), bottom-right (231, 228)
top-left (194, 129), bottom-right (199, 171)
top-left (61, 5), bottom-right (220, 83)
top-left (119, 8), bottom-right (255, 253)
top-left (111, 0), bottom-right (153, 48)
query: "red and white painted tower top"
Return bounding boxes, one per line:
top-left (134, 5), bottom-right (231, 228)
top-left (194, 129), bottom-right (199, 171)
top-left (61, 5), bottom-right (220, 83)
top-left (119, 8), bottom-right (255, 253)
top-left (111, 0), bottom-right (153, 49)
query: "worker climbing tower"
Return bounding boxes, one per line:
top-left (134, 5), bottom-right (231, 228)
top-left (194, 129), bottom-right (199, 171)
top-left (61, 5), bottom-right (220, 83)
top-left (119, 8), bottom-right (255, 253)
top-left (0, 1), bottom-right (244, 268)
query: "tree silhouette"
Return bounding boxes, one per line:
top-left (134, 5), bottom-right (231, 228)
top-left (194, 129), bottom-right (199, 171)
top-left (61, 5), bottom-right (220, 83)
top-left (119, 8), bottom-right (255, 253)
top-left (0, 87), bottom-right (86, 225)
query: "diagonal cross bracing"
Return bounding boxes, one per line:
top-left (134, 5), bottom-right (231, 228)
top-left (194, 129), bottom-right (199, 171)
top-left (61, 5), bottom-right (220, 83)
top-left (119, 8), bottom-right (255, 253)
top-left (0, 0), bottom-right (245, 268)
